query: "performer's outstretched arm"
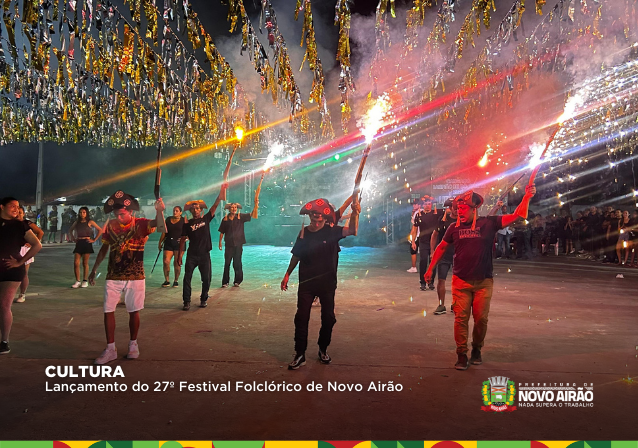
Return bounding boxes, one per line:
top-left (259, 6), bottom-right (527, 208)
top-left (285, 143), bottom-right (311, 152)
top-left (338, 195), bottom-right (354, 218)
top-left (424, 240), bottom-right (449, 283)
top-left (209, 183), bottom-right (228, 217)
top-left (501, 185), bottom-right (536, 227)
top-left (281, 256), bottom-right (300, 291)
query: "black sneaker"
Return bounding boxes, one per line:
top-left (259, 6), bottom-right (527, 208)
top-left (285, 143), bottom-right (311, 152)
top-left (428, 282), bottom-right (435, 290)
top-left (182, 302), bottom-right (190, 311)
top-left (199, 300), bottom-right (208, 308)
top-left (172, 281), bottom-right (179, 288)
top-left (0, 341), bottom-right (10, 354)
top-left (288, 353), bottom-right (306, 370)
top-left (318, 349), bottom-right (331, 364)
top-left (162, 281), bottom-right (170, 288)
top-left (469, 348), bottom-right (483, 365)
top-left (455, 353), bottom-right (469, 370)
top-left (420, 284), bottom-right (427, 291)
top-left (434, 304), bottom-right (446, 315)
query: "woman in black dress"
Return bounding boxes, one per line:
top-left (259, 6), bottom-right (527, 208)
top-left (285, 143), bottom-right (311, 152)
top-left (69, 207), bottom-right (103, 288)
top-left (1, 197), bottom-right (42, 354)
top-left (159, 206), bottom-right (185, 287)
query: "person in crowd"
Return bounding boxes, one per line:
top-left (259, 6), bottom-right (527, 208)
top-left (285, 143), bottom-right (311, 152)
top-left (583, 206), bottom-right (601, 257)
top-left (177, 184), bottom-right (227, 311)
top-left (88, 191), bottom-right (165, 364)
top-left (531, 213), bottom-right (545, 256)
top-left (424, 185), bottom-right (536, 370)
top-left (218, 199), bottom-right (258, 288)
top-left (0, 197), bottom-right (43, 354)
top-left (410, 196), bottom-right (440, 291)
top-left (407, 202), bottom-right (421, 273)
top-left (496, 205), bottom-right (512, 259)
top-left (46, 205), bottom-right (59, 243)
top-left (159, 206), bottom-right (186, 288)
top-left (25, 206), bottom-right (37, 222)
top-left (430, 198), bottom-right (456, 315)
top-left (14, 206), bottom-right (44, 303)
top-left (61, 207), bottom-right (71, 243)
top-left (627, 210), bottom-right (638, 267)
top-left (601, 210), bottom-right (616, 263)
top-left (563, 212), bottom-right (575, 254)
top-left (574, 211), bottom-right (583, 253)
top-left (281, 196), bottom-right (361, 370)
top-left (616, 210), bottom-right (631, 266)
top-left (37, 209), bottom-right (47, 234)
top-left (69, 207), bottom-right (103, 288)
top-left (513, 215), bottom-right (532, 259)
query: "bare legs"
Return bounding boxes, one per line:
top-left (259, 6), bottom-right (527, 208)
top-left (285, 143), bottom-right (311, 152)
top-left (0, 281), bottom-right (20, 342)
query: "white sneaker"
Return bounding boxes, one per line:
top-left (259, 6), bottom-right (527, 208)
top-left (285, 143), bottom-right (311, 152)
top-left (94, 347), bottom-right (118, 365)
top-left (81, 281), bottom-right (88, 288)
top-left (14, 294), bottom-right (25, 303)
top-left (71, 281), bottom-right (81, 289)
top-left (127, 341), bottom-right (140, 359)
top-left (407, 267), bottom-right (418, 273)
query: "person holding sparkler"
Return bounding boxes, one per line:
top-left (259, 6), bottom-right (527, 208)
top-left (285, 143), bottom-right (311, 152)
top-left (424, 184), bottom-right (536, 370)
top-left (218, 198), bottom-right (259, 288)
top-left (177, 184), bottom-right (227, 310)
top-left (281, 196), bottom-right (361, 370)
top-left (88, 191), bottom-right (165, 365)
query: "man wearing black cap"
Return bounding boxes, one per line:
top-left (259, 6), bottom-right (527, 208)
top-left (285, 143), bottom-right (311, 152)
top-left (218, 200), bottom-right (258, 287)
top-left (410, 196), bottom-right (440, 291)
top-left (177, 184), bottom-right (227, 310)
top-left (425, 185), bottom-right (536, 370)
top-left (88, 191), bottom-right (165, 365)
top-left (430, 198), bottom-right (457, 315)
top-left (281, 196), bottom-right (361, 370)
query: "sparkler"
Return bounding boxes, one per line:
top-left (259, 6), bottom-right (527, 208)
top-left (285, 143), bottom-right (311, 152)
top-left (222, 126), bottom-right (245, 201)
top-left (478, 145), bottom-right (494, 168)
top-left (529, 93), bottom-right (584, 185)
top-left (252, 143), bottom-right (285, 219)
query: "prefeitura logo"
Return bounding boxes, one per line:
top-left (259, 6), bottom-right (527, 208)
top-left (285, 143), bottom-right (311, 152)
top-left (481, 376), bottom-right (517, 413)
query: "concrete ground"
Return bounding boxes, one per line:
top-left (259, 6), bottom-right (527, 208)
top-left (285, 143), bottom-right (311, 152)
top-left (1, 240), bottom-right (637, 441)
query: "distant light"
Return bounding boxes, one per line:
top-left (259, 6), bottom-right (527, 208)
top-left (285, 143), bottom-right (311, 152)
top-left (347, 157), bottom-right (353, 164)
top-left (334, 154), bottom-right (340, 161)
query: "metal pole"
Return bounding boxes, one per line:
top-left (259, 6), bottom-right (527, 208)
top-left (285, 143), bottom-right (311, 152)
top-left (36, 141), bottom-right (43, 209)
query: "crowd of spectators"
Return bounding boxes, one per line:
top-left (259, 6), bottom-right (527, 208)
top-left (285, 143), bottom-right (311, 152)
top-left (495, 205), bottom-right (638, 266)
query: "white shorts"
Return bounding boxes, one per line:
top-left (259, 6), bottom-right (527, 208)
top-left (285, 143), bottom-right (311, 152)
top-left (104, 279), bottom-right (146, 313)
top-left (20, 246), bottom-right (34, 265)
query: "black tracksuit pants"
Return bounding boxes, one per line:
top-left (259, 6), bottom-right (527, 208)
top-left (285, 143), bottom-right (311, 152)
top-left (222, 244), bottom-right (244, 285)
top-left (182, 253), bottom-right (211, 303)
top-left (418, 242), bottom-right (436, 286)
top-left (294, 288), bottom-right (337, 354)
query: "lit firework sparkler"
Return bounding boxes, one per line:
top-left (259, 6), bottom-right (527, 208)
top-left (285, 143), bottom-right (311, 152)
top-left (478, 145), bottom-right (495, 168)
top-left (251, 142), bottom-right (285, 219)
top-left (529, 92), bottom-right (584, 185)
top-left (222, 126), bottom-right (245, 201)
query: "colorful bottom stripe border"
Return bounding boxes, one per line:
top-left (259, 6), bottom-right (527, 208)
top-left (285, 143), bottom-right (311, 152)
top-left (1, 442), bottom-right (637, 448)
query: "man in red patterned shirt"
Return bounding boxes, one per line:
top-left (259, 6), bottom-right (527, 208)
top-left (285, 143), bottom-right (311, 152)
top-left (89, 191), bottom-right (165, 365)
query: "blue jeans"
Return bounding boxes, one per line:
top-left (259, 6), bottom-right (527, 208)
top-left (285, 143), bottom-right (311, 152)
top-left (497, 233), bottom-right (511, 258)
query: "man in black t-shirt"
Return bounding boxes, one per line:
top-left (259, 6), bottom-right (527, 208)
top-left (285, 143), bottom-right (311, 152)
top-left (410, 196), bottom-right (441, 291)
top-left (218, 200), bottom-right (258, 287)
top-left (178, 184), bottom-right (226, 310)
top-left (430, 198), bottom-right (456, 315)
top-left (281, 196), bottom-right (361, 370)
top-left (425, 185), bottom-right (536, 371)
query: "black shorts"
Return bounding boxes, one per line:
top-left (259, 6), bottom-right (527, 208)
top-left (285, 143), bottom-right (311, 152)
top-left (409, 238), bottom-right (419, 255)
top-left (164, 238), bottom-right (181, 252)
top-left (437, 262), bottom-right (452, 280)
top-left (0, 266), bottom-right (26, 282)
top-left (73, 239), bottom-right (95, 254)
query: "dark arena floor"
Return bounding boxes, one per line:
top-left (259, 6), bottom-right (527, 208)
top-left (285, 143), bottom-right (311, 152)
top-left (1, 240), bottom-right (637, 440)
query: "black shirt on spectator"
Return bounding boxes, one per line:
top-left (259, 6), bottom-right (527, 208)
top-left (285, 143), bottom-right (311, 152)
top-left (436, 214), bottom-right (455, 264)
top-left (414, 211), bottom-right (441, 244)
top-left (165, 217), bottom-right (185, 240)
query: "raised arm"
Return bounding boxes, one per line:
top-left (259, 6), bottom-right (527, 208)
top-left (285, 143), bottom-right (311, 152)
top-left (338, 195), bottom-right (354, 219)
top-left (209, 183), bottom-right (228, 217)
top-left (342, 197), bottom-right (362, 237)
top-left (149, 199), bottom-right (166, 232)
top-left (281, 255), bottom-right (300, 291)
top-left (501, 185), bottom-right (536, 228)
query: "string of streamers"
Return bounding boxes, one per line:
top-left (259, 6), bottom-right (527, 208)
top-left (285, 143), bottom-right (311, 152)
top-left (370, 0), bottom-right (396, 96)
top-left (0, 0), bottom-right (243, 147)
top-left (334, 0), bottom-right (355, 134)
top-left (295, 0), bottom-right (334, 139)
